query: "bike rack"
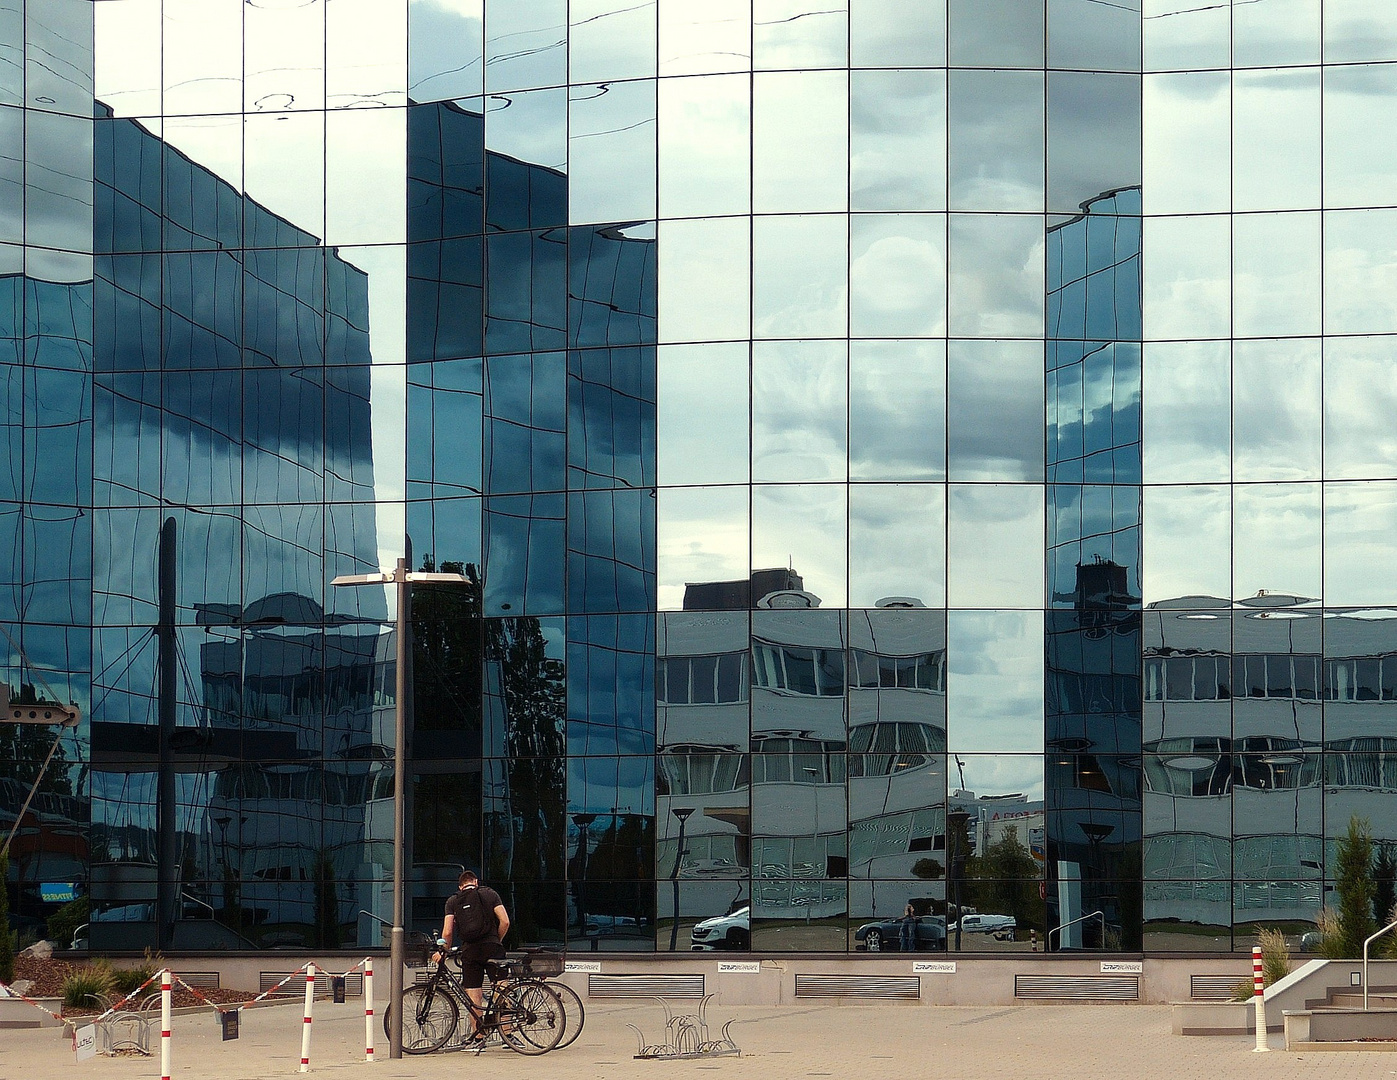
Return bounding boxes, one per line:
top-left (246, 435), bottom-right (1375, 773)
top-left (1047, 910), bottom-right (1105, 952)
top-left (1363, 917), bottom-right (1397, 1010)
top-left (628, 995), bottom-right (740, 1060)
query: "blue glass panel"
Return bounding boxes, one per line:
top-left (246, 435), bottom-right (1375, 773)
top-left (567, 614), bottom-right (656, 756)
top-left (484, 228), bottom-right (567, 356)
top-left (567, 346), bottom-right (656, 490)
top-left (567, 488), bottom-right (656, 615)
top-left (483, 494), bottom-right (565, 616)
top-left (567, 223), bottom-right (657, 349)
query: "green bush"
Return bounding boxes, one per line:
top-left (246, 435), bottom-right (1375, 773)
top-left (45, 895), bottom-right (88, 950)
top-left (62, 961), bottom-right (116, 1011)
top-left (1325, 817), bottom-right (1377, 958)
top-left (1257, 926), bottom-right (1292, 986)
top-left (111, 963), bottom-right (156, 996)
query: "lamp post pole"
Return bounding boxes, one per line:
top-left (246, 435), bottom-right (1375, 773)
top-left (571, 813), bottom-right (597, 948)
top-left (668, 807), bottom-right (693, 951)
top-left (332, 560), bottom-right (467, 1060)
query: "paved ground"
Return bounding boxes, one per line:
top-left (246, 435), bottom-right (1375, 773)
top-left (0, 998), bottom-right (1392, 1080)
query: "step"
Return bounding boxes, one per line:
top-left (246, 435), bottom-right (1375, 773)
top-left (1325, 993), bottom-right (1397, 1009)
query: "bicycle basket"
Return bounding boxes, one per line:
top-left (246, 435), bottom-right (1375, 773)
top-left (404, 938), bottom-right (434, 967)
top-left (518, 948), bottom-right (564, 978)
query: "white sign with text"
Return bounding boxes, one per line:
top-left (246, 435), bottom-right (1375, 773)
top-left (913, 961), bottom-right (957, 974)
top-left (1100, 961), bottom-right (1143, 974)
top-left (74, 1025), bottom-right (98, 1062)
top-left (564, 960), bottom-right (602, 973)
top-left (717, 961), bottom-right (761, 974)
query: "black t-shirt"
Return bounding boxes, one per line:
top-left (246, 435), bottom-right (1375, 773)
top-left (445, 884), bottom-right (505, 945)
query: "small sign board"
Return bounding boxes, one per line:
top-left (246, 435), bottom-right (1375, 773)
top-left (913, 961), bottom-right (957, 974)
top-left (717, 961), bottom-right (761, 974)
top-left (1100, 961), bottom-right (1143, 974)
top-left (564, 960), bottom-right (602, 974)
top-left (40, 882), bottom-right (78, 903)
top-left (332, 976), bottom-right (346, 1004)
top-left (220, 1009), bottom-right (240, 1041)
top-left (74, 1024), bottom-right (98, 1061)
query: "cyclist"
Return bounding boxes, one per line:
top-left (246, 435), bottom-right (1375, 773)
top-left (436, 870), bottom-right (511, 1038)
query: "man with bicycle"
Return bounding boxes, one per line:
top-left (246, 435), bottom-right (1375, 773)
top-left (436, 870), bottom-right (510, 1035)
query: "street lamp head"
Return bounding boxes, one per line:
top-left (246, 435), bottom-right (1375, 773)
top-left (671, 807), bottom-right (695, 823)
top-left (571, 813), bottom-right (598, 828)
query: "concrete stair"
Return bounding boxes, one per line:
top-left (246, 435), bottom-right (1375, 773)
top-left (1316, 988), bottom-right (1397, 1010)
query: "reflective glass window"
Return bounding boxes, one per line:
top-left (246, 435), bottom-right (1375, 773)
top-left (851, 69), bottom-right (946, 213)
top-left (849, 340), bottom-right (946, 482)
top-left (947, 485), bottom-right (1045, 609)
top-left (1142, 341), bottom-right (1230, 484)
top-left (850, 214), bottom-right (946, 337)
top-left (658, 75), bottom-right (750, 219)
top-left (752, 341), bottom-right (847, 483)
top-left (657, 217), bottom-right (750, 344)
top-left (753, 71), bottom-right (848, 214)
top-left (752, 214), bottom-right (847, 339)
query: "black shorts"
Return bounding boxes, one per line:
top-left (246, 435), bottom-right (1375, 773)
top-left (455, 941), bottom-right (506, 989)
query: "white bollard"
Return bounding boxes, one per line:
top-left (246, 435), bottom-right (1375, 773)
top-left (364, 959), bottom-right (375, 1063)
top-left (1252, 945), bottom-right (1270, 1052)
top-left (160, 970), bottom-right (172, 1080)
top-left (300, 963), bottom-right (315, 1072)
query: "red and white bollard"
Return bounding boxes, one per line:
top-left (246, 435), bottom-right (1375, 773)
top-left (300, 963), bottom-right (315, 1072)
top-left (1252, 945), bottom-right (1269, 1052)
top-left (160, 970), bottom-right (172, 1080)
top-left (364, 958), bottom-right (375, 1063)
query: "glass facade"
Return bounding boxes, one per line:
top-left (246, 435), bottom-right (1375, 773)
top-left (3, 0), bottom-right (1397, 956)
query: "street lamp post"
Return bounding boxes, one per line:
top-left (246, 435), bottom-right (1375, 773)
top-left (331, 559), bottom-right (467, 1060)
top-left (668, 807), bottom-right (694, 951)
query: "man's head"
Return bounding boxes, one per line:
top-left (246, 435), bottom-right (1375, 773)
top-left (458, 870), bottom-right (478, 889)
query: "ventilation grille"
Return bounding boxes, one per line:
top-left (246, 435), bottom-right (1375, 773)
top-left (179, 972), bottom-right (220, 990)
top-left (1191, 975), bottom-right (1244, 1001)
top-left (1014, 975), bottom-right (1138, 1001)
top-left (259, 972), bottom-right (364, 996)
top-left (587, 974), bottom-right (705, 999)
top-left (795, 975), bottom-right (921, 1000)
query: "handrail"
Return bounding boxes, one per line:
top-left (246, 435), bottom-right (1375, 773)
top-left (1363, 917), bottom-right (1397, 1009)
top-left (180, 890), bottom-right (215, 918)
top-left (1047, 909), bottom-right (1105, 952)
top-left (359, 909), bottom-right (391, 928)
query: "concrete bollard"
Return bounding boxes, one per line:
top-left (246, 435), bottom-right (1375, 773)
top-left (1252, 945), bottom-right (1269, 1052)
top-left (160, 970), bottom-right (172, 1080)
top-left (300, 963), bottom-right (315, 1072)
top-left (364, 958), bottom-right (375, 1063)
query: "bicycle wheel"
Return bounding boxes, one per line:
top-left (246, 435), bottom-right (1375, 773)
top-left (544, 981), bottom-right (585, 1049)
top-left (494, 982), bottom-right (564, 1055)
top-left (384, 985), bottom-right (459, 1054)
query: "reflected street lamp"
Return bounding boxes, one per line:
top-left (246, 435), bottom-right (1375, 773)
top-left (668, 807), bottom-right (694, 951)
top-left (947, 809), bottom-right (971, 953)
top-left (571, 813), bottom-right (598, 949)
top-left (332, 559), bottom-right (467, 1059)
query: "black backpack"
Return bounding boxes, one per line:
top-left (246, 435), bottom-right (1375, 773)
top-left (454, 885), bottom-right (501, 944)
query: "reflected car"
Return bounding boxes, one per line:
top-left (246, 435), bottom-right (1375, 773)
top-left (855, 915), bottom-right (947, 952)
top-left (690, 905), bottom-right (750, 950)
top-left (949, 914), bottom-right (1016, 939)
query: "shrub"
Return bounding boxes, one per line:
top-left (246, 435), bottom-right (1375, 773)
top-left (62, 961), bottom-right (116, 1011)
top-left (1317, 907), bottom-right (1348, 959)
top-left (1332, 816), bottom-right (1377, 958)
top-left (46, 895), bottom-right (88, 950)
top-left (1257, 927), bottom-right (1292, 985)
top-left (911, 858), bottom-right (944, 880)
top-left (111, 962), bottom-right (156, 996)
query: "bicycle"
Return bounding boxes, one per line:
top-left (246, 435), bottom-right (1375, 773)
top-left (498, 947), bottom-right (585, 1050)
top-left (385, 936), bottom-right (566, 1055)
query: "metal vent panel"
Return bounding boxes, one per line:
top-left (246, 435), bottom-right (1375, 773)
top-left (179, 972), bottom-right (220, 990)
top-left (1191, 975), bottom-right (1243, 1001)
top-left (260, 972), bottom-right (364, 996)
top-left (795, 975), bottom-right (921, 1000)
top-left (1014, 975), bottom-right (1138, 1001)
top-left (587, 974), bottom-right (705, 999)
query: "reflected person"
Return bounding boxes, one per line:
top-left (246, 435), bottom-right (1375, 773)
top-left (901, 901), bottom-right (917, 953)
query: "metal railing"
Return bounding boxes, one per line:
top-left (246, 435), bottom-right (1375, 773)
top-left (1047, 910), bottom-right (1105, 952)
top-left (1363, 917), bottom-right (1397, 1009)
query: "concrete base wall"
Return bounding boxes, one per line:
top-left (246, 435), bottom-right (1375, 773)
top-left (143, 953), bottom-right (1255, 1008)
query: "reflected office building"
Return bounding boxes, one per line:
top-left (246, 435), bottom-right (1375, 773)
top-left (9, 1), bottom-right (1397, 960)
